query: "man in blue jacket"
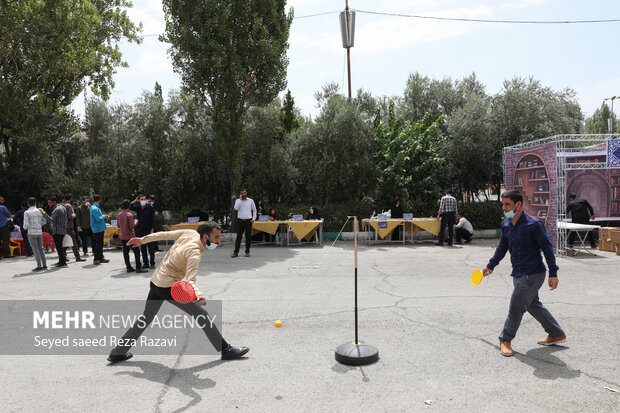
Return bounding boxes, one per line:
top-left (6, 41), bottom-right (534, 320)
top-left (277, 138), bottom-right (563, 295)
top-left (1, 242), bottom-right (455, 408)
top-left (90, 195), bottom-right (109, 265)
top-left (483, 190), bottom-right (566, 357)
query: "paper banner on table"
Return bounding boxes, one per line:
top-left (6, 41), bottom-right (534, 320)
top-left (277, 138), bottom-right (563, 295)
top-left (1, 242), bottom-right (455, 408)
top-left (403, 213), bottom-right (413, 221)
top-left (187, 217), bottom-right (199, 224)
top-left (288, 221), bottom-right (320, 241)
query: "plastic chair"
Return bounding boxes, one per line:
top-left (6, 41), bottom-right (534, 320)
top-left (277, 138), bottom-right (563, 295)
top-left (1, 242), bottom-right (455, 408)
top-left (9, 240), bottom-right (22, 256)
top-left (42, 232), bottom-right (55, 252)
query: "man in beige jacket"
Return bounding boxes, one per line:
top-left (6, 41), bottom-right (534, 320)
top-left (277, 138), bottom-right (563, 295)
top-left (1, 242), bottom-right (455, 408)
top-left (107, 221), bottom-right (249, 363)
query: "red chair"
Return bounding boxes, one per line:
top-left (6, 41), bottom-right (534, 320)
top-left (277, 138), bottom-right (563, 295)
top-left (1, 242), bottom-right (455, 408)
top-left (42, 232), bottom-right (55, 252)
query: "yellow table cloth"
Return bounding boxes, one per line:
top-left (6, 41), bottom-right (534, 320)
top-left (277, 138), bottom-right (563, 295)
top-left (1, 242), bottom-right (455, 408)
top-left (287, 220), bottom-right (322, 241)
top-left (103, 226), bottom-right (121, 245)
top-left (404, 219), bottom-right (441, 237)
top-left (163, 221), bottom-right (205, 231)
top-left (361, 219), bottom-right (403, 239)
top-left (252, 221), bottom-right (282, 236)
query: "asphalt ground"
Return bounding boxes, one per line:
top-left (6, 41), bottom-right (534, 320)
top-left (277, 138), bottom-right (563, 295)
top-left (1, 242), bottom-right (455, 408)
top-left (1, 237), bottom-right (618, 412)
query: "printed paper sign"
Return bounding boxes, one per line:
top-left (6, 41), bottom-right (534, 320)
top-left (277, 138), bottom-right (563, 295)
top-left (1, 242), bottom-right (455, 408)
top-left (187, 217), bottom-right (199, 224)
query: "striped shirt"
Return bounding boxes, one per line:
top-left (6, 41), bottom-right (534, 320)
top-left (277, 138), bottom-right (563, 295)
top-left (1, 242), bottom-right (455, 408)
top-left (23, 206), bottom-right (48, 236)
top-left (49, 204), bottom-right (67, 235)
top-left (438, 194), bottom-right (458, 214)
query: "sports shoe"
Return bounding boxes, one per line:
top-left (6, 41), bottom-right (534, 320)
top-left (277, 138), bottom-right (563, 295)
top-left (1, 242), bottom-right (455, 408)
top-left (537, 334), bottom-right (566, 346)
top-left (100, 258), bottom-right (110, 263)
top-left (500, 340), bottom-right (513, 357)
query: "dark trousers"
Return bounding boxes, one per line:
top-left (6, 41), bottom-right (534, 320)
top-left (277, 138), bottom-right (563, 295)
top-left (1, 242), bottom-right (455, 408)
top-left (92, 231), bottom-right (104, 261)
top-left (122, 239), bottom-right (142, 269)
top-left (64, 228), bottom-right (81, 259)
top-left (438, 212), bottom-right (456, 245)
top-left (0, 224), bottom-right (10, 257)
top-left (110, 282), bottom-right (227, 356)
top-left (234, 219), bottom-right (253, 254)
top-left (78, 228), bottom-right (93, 254)
top-left (53, 234), bottom-right (67, 264)
top-left (20, 228), bottom-right (32, 255)
top-left (499, 273), bottom-right (564, 342)
top-left (455, 227), bottom-right (473, 243)
top-left (140, 243), bottom-right (155, 267)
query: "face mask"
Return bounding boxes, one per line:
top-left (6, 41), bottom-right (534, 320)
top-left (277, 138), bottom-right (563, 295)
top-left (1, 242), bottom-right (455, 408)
top-left (84, 202), bottom-right (90, 206)
top-left (504, 206), bottom-right (518, 219)
top-left (205, 236), bottom-right (218, 250)
top-left (150, 201), bottom-right (154, 206)
top-left (140, 200), bottom-right (147, 206)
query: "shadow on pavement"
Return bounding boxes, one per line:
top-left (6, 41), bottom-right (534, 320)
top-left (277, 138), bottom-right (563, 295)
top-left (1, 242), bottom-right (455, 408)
top-left (514, 345), bottom-right (581, 380)
top-left (111, 359), bottom-right (228, 413)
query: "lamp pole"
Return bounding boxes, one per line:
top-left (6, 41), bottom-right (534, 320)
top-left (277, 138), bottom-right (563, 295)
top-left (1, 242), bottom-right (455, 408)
top-left (605, 96), bottom-right (617, 132)
top-left (345, 0), bottom-right (351, 100)
top-left (339, 1), bottom-right (355, 100)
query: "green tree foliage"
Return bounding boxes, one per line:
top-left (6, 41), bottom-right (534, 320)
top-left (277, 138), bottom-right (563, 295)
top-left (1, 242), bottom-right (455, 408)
top-left (584, 102), bottom-right (616, 133)
top-left (0, 0), bottom-right (141, 204)
top-left (279, 89), bottom-right (299, 134)
top-left (373, 100), bottom-right (444, 212)
top-left (161, 0), bottom-right (293, 201)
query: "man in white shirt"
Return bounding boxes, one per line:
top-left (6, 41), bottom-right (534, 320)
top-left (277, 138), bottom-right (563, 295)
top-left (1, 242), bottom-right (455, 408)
top-left (232, 188), bottom-right (257, 258)
top-left (454, 213), bottom-right (474, 244)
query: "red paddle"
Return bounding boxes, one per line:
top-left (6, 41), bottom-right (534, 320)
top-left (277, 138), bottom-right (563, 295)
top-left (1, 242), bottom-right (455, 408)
top-left (171, 280), bottom-right (197, 304)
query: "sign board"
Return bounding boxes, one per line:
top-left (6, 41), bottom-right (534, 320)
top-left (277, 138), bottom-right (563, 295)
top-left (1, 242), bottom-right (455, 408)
top-left (187, 217), bottom-right (199, 224)
top-left (258, 215), bottom-right (269, 222)
top-left (110, 220), bottom-right (118, 227)
top-left (378, 222), bottom-right (388, 229)
top-left (293, 215), bottom-right (304, 222)
top-left (607, 139), bottom-right (620, 168)
top-left (377, 214), bottom-right (388, 220)
top-left (403, 213), bottom-right (413, 221)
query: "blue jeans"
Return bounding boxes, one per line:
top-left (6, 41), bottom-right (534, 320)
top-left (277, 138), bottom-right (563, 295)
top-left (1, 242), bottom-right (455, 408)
top-left (499, 272), bottom-right (564, 342)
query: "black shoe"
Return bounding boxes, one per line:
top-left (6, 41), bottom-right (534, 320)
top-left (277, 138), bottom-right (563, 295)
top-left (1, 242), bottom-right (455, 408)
top-left (127, 267), bottom-right (135, 273)
top-left (100, 258), bottom-right (110, 263)
top-left (53, 262), bottom-right (66, 267)
top-left (465, 239), bottom-right (472, 244)
top-left (150, 262), bottom-right (155, 267)
top-left (136, 268), bottom-right (148, 273)
top-left (76, 258), bottom-right (86, 262)
top-left (436, 242), bottom-right (444, 246)
top-left (107, 352), bottom-right (133, 363)
top-left (447, 243), bottom-right (453, 246)
top-left (93, 260), bottom-right (100, 265)
top-left (41, 265), bottom-right (48, 270)
top-left (221, 345), bottom-right (249, 360)
top-left (32, 267), bottom-right (44, 272)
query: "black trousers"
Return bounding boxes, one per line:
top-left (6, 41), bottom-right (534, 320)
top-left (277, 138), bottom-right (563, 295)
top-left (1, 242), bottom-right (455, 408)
top-left (122, 239), bottom-right (142, 269)
top-left (20, 227), bottom-right (32, 255)
top-left (53, 234), bottom-right (67, 264)
top-left (64, 228), bottom-right (81, 259)
top-left (455, 227), bottom-right (473, 243)
top-left (438, 212), bottom-right (456, 245)
top-left (92, 231), bottom-right (104, 261)
top-left (234, 219), bottom-right (253, 254)
top-left (78, 228), bottom-right (93, 254)
top-left (110, 282), bottom-right (227, 356)
top-left (0, 224), bottom-right (10, 258)
top-left (140, 243), bottom-right (155, 267)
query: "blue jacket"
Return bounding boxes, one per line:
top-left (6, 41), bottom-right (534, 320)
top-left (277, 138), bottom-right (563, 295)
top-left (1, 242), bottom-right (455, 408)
top-left (487, 212), bottom-right (558, 278)
top-left (0, 205), bottom-right (11, 227)
top-left (90, 203), bottom-right (106, 234)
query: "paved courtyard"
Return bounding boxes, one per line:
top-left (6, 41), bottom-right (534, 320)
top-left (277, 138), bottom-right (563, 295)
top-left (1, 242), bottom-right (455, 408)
top-left (1, 238), bottom-right (618, 412)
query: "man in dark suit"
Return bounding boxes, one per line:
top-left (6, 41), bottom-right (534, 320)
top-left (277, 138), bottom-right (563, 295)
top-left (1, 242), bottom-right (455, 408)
top-left (566, 193), bottom-right (596, 248)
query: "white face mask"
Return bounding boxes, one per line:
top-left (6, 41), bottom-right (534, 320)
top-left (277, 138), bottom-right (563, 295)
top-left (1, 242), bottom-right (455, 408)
top-left (504, 205), bottom-right (519, 219)
top-left (205, 236), bottom-right (218, 250)
top-left (140, 200), bottom-right (147, 206)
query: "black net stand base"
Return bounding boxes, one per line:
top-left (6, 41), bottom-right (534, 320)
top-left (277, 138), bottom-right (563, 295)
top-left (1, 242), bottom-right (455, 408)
top-left (335, 341), bottom-right (379, 366)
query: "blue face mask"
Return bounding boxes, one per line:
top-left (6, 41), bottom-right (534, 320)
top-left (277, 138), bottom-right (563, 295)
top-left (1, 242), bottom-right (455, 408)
top-left (504, 206), bottom-right (518, 219)
top-left (150, 201), bottom-right (154, 206)
top-left (140, 200), bottom-right (147, 206)
top-left (205, 236), bottom-right (218, 250)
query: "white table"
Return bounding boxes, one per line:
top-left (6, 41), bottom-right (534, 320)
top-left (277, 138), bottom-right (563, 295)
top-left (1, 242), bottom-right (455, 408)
top-left (558, 221), bottom-right (601, 255)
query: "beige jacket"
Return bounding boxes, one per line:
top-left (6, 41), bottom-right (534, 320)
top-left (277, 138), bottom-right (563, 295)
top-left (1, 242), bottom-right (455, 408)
top-left (140, 230), bottom-right (206, 297)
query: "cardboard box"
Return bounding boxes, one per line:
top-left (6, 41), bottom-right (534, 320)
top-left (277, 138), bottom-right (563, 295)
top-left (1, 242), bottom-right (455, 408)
top-left (611, 229), bottom-right (620, 244)
top-left (599, 239), bottom-right (615, 252)
top-left (599, 227), bottom-right (613, 243)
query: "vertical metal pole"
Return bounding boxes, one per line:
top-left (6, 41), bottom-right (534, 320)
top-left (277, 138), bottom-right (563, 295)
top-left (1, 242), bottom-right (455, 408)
top-left (612, 98), bottom-right (616, 132)
top-left (354, 216), bottom-right (358, 345)
top-left (345, 0), bottom-right (352, 100)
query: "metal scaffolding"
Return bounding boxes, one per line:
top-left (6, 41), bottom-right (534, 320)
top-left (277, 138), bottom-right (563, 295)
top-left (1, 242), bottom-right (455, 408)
top-left (504, 134), bottom-right (620, 256)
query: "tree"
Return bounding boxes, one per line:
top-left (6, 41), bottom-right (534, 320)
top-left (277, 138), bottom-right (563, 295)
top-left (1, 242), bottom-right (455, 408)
top-left (161, 0), bottom-right (293, 206)
top-left (585, 102), bottom-right (616, 133)
top-left (0, 0), bottom-right (141, 205)
top-left (280, 89), bottom-right (299, 134)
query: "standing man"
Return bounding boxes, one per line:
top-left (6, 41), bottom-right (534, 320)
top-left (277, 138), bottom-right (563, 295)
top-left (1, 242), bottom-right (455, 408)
top-left (454, 213), bottom-right (474, 244)
top-left (566, 193), bottom-right (597, 249)
top-left (117, 199), bottom-right (146, 273)
top-left (46, 197), bottom-right (68, 267)
top-left (131, 194), bottom-right (156, 268)
top-left (232, 188), bottom-right (256, 258)
top-left (147, 194), bottom-right (161, 252)
top-left (13, 201), bottom-right (33, 256)
top-left (107, 222), bottom-right (249, 363)
top-left (62, 194), bottom-right (84, 262)
top-left (436, 190), bottom-right (457, 246)
top-left (23, 197), bottom-right (49, 271)
top-left (0, 195), bottom-right (13, 259)
top-left (482, 190), bottom-right (566, 357)
top-left (90, 195), bottom-right (109, 265)
top-left (76, 196), bottom-right (93, 256)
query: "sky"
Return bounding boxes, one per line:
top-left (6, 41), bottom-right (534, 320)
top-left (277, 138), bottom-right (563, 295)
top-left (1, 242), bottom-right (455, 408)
top-left (69, 0), bottom-right (620, 121)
